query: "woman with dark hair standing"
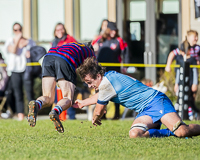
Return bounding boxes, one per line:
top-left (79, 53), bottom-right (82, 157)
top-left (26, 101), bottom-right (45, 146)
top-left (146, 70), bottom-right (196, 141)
top-left (4, 22), bottom-right (36, 121)
top-left (92, 19), bottom-right (108, 50)
top-left (98, 19), bottom-right (108, 36)
top-left (52, 23), bottom-right (76, 47)
top-left (92, 21), bottom-right (129, 119)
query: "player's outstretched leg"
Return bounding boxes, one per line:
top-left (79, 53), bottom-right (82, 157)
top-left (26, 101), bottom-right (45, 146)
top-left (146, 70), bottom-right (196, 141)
top-left (27, 100), bottom-right (39, 127)
top-left (49, 109), bottom-right (64, 133)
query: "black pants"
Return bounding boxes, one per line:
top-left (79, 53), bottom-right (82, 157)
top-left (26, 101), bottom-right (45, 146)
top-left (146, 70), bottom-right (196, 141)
top-left (11, 72), bottom-right (25, 113)
top-left (24, 79), bottom-right (34, 102)
top-left (4, 77), bottom-right (16, 113)
top-left (189, 91), bottom-right (199, 113)
top-left (11, 72), bottom-right (35, 113)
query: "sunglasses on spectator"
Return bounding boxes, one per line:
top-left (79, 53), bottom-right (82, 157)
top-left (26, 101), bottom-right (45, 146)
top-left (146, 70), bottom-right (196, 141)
top-left (13, 29), bottom-right (21, 32)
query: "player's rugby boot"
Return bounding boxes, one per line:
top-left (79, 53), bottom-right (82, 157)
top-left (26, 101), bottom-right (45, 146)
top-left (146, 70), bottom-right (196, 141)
top-left (27, 100), bottom-right (39, 127)
top-left (49, 110), bottom-right (64, 133)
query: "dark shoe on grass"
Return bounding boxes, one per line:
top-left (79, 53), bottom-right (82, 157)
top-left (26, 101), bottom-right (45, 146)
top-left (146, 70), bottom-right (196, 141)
top-left (27, 100), bottom-right (38, 127)
top-left (49, 110), bottom-right (64, 133)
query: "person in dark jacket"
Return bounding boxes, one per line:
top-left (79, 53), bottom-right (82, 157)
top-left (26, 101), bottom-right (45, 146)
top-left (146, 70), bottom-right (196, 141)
top-left (92, 21), bottom-right (129, 119)
top-left (24, 46), bottom-right (47, 102)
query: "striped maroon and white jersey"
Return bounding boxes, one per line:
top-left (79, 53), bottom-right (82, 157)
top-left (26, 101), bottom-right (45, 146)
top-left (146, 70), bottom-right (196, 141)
top-left (46, 42), bottom-right (95, 71)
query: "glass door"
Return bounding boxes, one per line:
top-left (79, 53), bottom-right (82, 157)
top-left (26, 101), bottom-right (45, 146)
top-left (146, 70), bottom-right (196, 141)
top-left (126, 0), bottom-right (146, 79)
top-left (157, 0), bottom-right (179, 64)
top-left (125, 0), bottom-right (179, 83)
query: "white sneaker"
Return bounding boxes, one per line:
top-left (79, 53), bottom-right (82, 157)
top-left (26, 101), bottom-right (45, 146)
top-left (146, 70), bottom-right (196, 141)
top-left (1, 110), bottom-right (11, 119)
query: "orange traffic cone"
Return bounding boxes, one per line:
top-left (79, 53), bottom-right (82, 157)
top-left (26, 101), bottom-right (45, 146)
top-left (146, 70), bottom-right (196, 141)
top-left (57, 87), bottom-right (67, 121)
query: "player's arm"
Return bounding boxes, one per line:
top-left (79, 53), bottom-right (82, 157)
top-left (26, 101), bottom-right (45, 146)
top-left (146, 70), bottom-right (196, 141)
top-left (174, 68), bottom-right (180, 93)
top-left (73, 93), bottom-right (99, 109)
top-left (192, 60), bottom-right (198, 92)
top-left (92, 77), bottom-right (116, 126)
top-left (92, 103), bottom-right (106, 126)
top-left (165, 51), bottom-right (175, 72)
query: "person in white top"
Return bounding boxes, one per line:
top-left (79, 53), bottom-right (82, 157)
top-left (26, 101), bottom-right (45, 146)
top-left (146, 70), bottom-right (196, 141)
top-left (3, 22), bottom-right (35, 121)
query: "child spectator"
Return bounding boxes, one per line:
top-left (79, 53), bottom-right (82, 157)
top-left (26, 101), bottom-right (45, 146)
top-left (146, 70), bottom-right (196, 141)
top-left (166, 34), bottom-right (199, 120)
top-left (165, 30), bottom-right (200, 72)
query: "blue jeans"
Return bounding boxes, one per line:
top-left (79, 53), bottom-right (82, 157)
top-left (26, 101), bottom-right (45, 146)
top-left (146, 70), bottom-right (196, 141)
top-left (67, 107), bottom-right (76, 119)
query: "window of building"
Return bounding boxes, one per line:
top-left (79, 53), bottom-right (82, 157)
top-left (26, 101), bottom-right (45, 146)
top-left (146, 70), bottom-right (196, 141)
top-left (162, 0), bottom-right (179, 14)
top-left (80, 0), bottom-right (108, 41)
top-left (130, 0), bottom-right (146, 21)
top-left (0, 0), bottom-right (23, 42)
top-left (38, 0), bottom-right (65, 42)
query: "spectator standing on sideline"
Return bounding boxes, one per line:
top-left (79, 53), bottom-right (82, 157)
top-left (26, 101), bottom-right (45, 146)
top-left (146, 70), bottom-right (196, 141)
top-left (165, 30), bottom-right (200, 72)
top-left (174, 41), bottom-right (199, 120)
top-left (74, 57), bottom-right (200, 138)
top-left (52, 23), bottom-right (76, 47)
top-left (99, 19), bottom-right (108, 35)
top-left (27, 42), bottom-right (95, 133)
top-left (1, 78), bottom-right (16, 119)
top-left (92, 19), bottom-right (108, 50)
top-left (0, 53), bottom-right (8, 92)
top-left (3, 23), bottom-right (36, 121)
top-left (92, 21), bottom-right (129, 119)
top-left (24, 46), bottom-right (47, 102)
top-left (51, 22), bottom-right (77, 120)
top-left (165, 30), bottom-right (200, 119)
top-left (0, 52), bottom-right (10, 117)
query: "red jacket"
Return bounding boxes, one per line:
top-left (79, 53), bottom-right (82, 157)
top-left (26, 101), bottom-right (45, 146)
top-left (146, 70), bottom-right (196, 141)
top-left (57, 35), bottom-right (77, 46)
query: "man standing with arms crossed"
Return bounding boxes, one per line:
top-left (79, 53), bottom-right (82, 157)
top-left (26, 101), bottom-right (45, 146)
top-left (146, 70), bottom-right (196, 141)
top-left (27, 42), bottom-right (95, 133)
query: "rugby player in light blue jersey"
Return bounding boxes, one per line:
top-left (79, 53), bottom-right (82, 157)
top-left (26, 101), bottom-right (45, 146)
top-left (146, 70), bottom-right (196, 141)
top-left (74, 57), bottom-right (200, 138)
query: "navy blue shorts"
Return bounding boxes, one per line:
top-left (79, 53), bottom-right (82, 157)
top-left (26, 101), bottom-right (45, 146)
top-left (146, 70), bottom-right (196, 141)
top-left (136, 92), bottom-right (176, 123)
top-left (42, 55), bottom-right (76, 85)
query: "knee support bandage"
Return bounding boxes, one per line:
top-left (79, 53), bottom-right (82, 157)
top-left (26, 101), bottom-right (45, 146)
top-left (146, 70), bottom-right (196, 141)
top-left (172, 120), bottom-right (186, 134)
top-left (129, 123), bottom-right (148, 133)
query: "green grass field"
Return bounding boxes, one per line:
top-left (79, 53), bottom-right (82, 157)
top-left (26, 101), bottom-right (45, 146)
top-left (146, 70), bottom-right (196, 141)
top-left (0, 119), bottom-right (200, 160)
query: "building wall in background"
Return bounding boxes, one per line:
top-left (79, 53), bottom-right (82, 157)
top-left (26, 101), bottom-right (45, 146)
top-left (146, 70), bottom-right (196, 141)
top-left (80, 0), bottom-right (107, 40)
top-left (0, 0), bottom-right (200, 52)
top-left (0, 0), bottom-right (23, 41)
top-left (190, 0), bottom-right (200, 43)
top-left (0, 0), bottom-right (109, 54)
top-left (38, 0), bottom-right (65, 42)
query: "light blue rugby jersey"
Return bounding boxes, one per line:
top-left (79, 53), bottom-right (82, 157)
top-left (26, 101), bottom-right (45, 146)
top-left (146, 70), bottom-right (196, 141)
top-left (97, 71), bottom-right (159, 113)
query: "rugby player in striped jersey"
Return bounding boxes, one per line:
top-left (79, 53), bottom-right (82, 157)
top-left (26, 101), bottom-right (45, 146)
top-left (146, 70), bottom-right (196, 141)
top-left (27, 42), bottom-right (95, 133)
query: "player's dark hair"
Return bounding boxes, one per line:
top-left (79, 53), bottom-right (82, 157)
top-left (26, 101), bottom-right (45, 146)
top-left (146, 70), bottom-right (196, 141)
top-left (77, 57), bottom-right (106, 80)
